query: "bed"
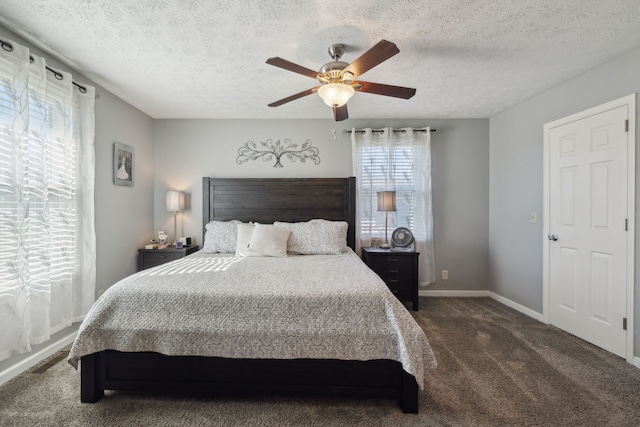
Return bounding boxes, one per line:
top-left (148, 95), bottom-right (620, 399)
top-left (69, 177), bottom-right (436, 413)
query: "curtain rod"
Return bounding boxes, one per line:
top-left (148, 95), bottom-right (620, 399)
top-left (1, 38), bottom-right (93, 96)
top-left (343, 128), bottom-right (436, 135)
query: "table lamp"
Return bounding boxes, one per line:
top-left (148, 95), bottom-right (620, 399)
top-left (377, 191), bottom-right (396, 249)
top-left (166, 190), bottom-right (185, 245)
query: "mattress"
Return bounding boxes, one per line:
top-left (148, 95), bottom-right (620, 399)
top-left (68, 250), bottom-right (437, 388)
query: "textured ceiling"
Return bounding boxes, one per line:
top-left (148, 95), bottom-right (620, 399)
top-left (0, 0), bottom-right (639, 119)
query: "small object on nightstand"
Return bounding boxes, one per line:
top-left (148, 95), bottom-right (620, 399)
top-left (391, 227), bottom-right (414, 249)
top-left (158, 231), bottom-right (167, 245)
top-left (362, 247), bottom-right (419, 311)
top-left (179, 236), bottom-right (193, 246)
top-left (175, 241), bottom-right (184, 249)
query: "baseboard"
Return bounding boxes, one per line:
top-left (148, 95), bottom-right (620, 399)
top-left (486, 292), bottom-right (545, 322)
top-left (634, 357), bottom-right (640, 369)
top-left (420, 290), bottom-right (491, 297)
top-left (0, 331), bottom-right (76, 386)
top-left (419, 290), bottom-right (545, 322)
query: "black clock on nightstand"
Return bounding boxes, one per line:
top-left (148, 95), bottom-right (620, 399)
top-left (362, 247), bottom-right (419, 311)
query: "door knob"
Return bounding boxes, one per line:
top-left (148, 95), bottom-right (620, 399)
top-left (547, 234), bottom-right (558, 241)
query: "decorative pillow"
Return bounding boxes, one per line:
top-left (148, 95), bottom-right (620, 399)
top-left (235, 223), bottom-right (259, 256)
top-left (274, 219), bottom-right (348, 255)
top-left (202, 220), bottom-right (242, 253)
top-left (247, 223), bottom-right (291, 258)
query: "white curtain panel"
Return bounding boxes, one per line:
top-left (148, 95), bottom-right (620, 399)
top-left (351, 128), bottom-right (392, 252)
top-left (351, 127), bottom-right (436, 286)
top-left (0, 39), bottom-right (96, 362)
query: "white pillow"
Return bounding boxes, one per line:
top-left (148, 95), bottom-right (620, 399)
top-left (202, 220), bottom-right (242, 253)
top-left (235, 223), bottom-right (259, 256)
top-left (274, 219), bottom-right (348, 255)
top-left (248, 223), bottom-right (291, 258)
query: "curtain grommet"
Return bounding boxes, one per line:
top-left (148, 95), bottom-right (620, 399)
top-left (1, 40), bottom-right (13, 52)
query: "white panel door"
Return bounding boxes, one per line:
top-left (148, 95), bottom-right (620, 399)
top-left (548, 105), bottom-right (628, 358)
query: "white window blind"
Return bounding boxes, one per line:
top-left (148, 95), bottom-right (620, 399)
top-left (357, 144), bottom-right (423, 236)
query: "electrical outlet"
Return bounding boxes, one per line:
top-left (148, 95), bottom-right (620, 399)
top-left (98, 289), bottom-right (105, 298)
top-left (442, 270), bottom-right (448, 280)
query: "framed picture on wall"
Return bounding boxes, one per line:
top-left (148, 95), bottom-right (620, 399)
top-left (113, 142), bottom-right (134, 187)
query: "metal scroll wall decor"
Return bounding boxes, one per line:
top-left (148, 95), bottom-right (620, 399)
top-left (236, 138), bottom-right (321, 168)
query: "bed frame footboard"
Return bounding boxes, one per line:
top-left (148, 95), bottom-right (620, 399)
top-left (80, 351), bottom-right (419, 413)
top-left (80, 353), bottom-right (104, 403)
top-left (400, 369), bottom-right (419, 413)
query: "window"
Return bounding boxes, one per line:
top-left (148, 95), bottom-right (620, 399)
top-left (352, 127), bottom-right (435, 285)
top-left (0, 39), bottom-right (95, 362)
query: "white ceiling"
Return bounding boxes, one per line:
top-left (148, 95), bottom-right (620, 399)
top-left (1, 0), bottom-right (639, 120)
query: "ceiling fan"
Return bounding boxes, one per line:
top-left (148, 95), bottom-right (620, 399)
top-left (266, 40), bottom-right (416, 121)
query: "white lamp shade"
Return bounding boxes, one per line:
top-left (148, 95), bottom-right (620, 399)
top-left (317, 83), bottom-right (355, 107)
top-left (166, 190), bottom-right (185, 212)
top-left (377, 191), bottom-right (396, 212)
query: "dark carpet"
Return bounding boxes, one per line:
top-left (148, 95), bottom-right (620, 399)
top-left (1, 297), bottom-right (640, 426)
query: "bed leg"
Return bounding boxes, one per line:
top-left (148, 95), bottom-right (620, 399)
top-left (400, 371), bottom-right (419, 414)
top-left (81, 353), bottom-right (104, 403)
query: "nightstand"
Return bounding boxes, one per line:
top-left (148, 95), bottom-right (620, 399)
top-left (138, 245), bottom-right (199, 271)
top-left (362, 247), bottom-right (419, 311)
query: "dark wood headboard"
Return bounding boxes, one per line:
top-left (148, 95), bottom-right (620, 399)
top-left (202, 177), bottom-right (356, 250)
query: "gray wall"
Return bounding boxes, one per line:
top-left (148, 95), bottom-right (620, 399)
top-left (153, 118), bottom-right (490, 291)
top-left (489, 45), bottom-right (640, 354)
top-left (94, 90), bottom-right (155, 292)
top-left (0, 25), bottom-right (155, 372)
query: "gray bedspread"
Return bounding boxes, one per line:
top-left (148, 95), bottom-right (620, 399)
top-left (68, 250), bottom-right (437, 388)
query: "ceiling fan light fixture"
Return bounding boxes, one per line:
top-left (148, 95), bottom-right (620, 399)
top-left (317, 83), bottom-right (355, 107)
top-left (266, 40), bottom-right (415, 121)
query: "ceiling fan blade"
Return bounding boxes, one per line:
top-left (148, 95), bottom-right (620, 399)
top-left (266, 57), bottom-right (319, 79)
top-left (268, 87), bottom-right (317, 107)
top-left (342, 40), bottom-right (400, 78)
top-left (353, 81), bottom-right (416, 99)
top-left (333, 104), bottom-right (349, 122)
